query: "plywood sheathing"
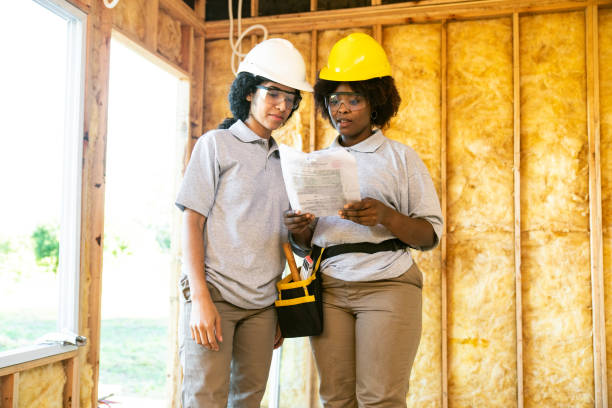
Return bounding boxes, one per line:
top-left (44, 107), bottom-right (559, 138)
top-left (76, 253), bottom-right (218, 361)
top-left (520, 11), bottom-right (594, 406)
top-left (315, 28), bottom-right (372, 150)
top-left (599, 8), bottom-right (612, 406)
top-left (158, 10), bottom-right (183, 66)
top-left (18, 363), bottom-right (66, 408)
top-left (112, 0), bottom-right (146, 42)
top-left (382, 23), bottom-right (443, 407)
top-left (447, 18), bottom-right (517, 407)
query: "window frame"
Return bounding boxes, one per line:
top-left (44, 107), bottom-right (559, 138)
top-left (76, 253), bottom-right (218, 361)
top-left (0, 0), bottom-right (86, 369)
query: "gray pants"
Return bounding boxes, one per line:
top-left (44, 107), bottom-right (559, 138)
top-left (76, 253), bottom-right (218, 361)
top-left (179, 283), bottom-right (277, 408)
top-left (310, 263), bottom-right (423, 408)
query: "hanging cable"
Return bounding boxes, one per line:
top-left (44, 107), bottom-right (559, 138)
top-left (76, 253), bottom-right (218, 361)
top-left (228, 0), bottom-right (268, 76)
top-left (103, 0), bottom-right (120, 8)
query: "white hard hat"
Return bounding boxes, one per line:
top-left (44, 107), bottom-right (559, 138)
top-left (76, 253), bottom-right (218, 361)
top-left (237, 38), bottom-right (313, 92)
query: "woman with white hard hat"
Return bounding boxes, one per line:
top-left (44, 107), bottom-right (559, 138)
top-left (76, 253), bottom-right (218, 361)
top-left (285, 32), bottom-right (443, 406)
top-left (175, 38), bottom-right (312, 407)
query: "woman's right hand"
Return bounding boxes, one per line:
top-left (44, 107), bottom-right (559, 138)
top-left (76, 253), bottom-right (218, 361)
top-left (283, 210), bottom-right (314, 235)
top-left (190, 296), bottom-right (223, 351)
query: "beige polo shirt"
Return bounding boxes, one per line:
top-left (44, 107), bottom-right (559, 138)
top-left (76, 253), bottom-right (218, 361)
top-left (176, 120), bottom-right (289, 309)
top-left (312, 130), bottom-right (443, 282)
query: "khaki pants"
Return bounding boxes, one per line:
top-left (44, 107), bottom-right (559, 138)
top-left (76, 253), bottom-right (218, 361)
top-left (179, 282), bottom-right (277, 408)
top-left (310, 263), bottom-right (423, 408)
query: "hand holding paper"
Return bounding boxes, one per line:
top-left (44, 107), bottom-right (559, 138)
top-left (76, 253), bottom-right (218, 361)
top-left (279, 145), bottom-right (361, 217)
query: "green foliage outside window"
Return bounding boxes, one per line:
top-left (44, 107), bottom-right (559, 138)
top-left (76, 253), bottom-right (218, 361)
top-left (31, 224), bottom-right (59, 273)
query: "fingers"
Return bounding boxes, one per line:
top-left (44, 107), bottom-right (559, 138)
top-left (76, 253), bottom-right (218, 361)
top-left (283, 210), bottom-right (314, 231)
top-left (206, 324), bottom-right (219, 351)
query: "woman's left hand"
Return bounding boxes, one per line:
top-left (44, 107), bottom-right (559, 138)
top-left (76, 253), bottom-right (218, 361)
top-left (338, 197), bottom-right (390, 227)
top-left (274, 324), bottom-right (284, 349)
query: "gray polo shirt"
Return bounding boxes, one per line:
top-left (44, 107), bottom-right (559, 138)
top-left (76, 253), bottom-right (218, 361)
top-left (312, 130), bottom-right (443, 282)
top-left (175, 120), bottom-right (289, 309)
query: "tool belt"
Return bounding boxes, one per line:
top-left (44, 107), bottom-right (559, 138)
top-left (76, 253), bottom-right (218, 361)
top-left (275, 238), bottom-right (407, 338)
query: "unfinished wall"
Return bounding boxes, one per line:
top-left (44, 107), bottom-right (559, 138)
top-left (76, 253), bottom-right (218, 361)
top-left (600, 7), bottom-right (612, 405)
top-left (520, 11), bottom-right (593, 406)
top-left (17, 363), bottom-right (66, 408)
top-left (383, 23), bottom-right (443, 406)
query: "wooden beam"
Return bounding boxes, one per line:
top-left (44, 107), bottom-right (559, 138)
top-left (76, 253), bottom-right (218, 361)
top-left (440, 21), bottom-right (448, 408)
top-left (63, 357), bottom-right (79, 408)
top-left (0, 373), bottom-right (19, 408)
top-left (159, 0), bottom-right (206, 33)
top-left (372, 0), bottom-right (382, 5)
top-left (81, 2), bottom-right (112, 408)
top-left (311, 0), bottom-right (317, 12)
top-left (251, 0), bottom-right (259, 17)
top-left (181, 25), bottom-right (195, 74)
top-left (203, 0), bottom-right (607, 38)
top-left (194, 0), bottom-right (206, 20)
top-left (65, 0), bottom-right (91, 13)
top-left (145, 0), bottom-right (159, 51)
top-left (190, 33), bottom-right (205, 142)
top-left (586, 4), bottom-right (607, 407)
top-left (309, 30), bottom-right (317, 153)
top-left (0, 350), bottom-right (78, 377)
top-left (512, 12), bottom-right (524, 408)
top-left (373, 24), bottom-right (382, 42)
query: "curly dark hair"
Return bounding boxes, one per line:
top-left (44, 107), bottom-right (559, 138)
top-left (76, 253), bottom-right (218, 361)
top-left (313, 76), bottom-right (401, 129)
top-left (218, 72), bottom-right (301, 129)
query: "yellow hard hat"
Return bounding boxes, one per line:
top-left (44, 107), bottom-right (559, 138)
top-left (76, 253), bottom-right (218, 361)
top-left (319, 32), bottom-right (391, 81)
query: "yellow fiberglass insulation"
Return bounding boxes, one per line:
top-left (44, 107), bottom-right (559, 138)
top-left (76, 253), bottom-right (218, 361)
top-left (112, 0), bottom-right (146, 42)
top-left (381, 23), bottom-right (442, 407)
top-left (599, 8), bottom-right (612, 404)
top-left (447, 18), bottom-right (514, 234)
top-left (446, 18), bottom-right (516, 407)
top-left (522, 231), bottom-right (593, 406)
top-left (157, 10), bottom-right (183, 66)
top-left (447, 231), bottom-right (517, 408)
top-left (520, 11), bottom-right (593, 407)
top-left (18, 363), bottom-right (66, 408)
top-left (315, 28), bottom-right (372, 150)
top-left (265, 32), bottom-right (313, 151)
top-left (520, 12), bottom-right (589, 233)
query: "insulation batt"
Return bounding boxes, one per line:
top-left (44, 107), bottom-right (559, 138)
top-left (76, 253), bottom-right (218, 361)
top-left (112, 0), bottom-right (146, 41)
top-left (383, 23), bottom-right (443, 407)
top-left (520, 12), bottom-right (593, 407)
top-left (315, 28), bottom-right (372, 150)
top-left (18, 363), bottom-right (65, 408)
top-left (599, 8), bottom-right (612, 406)
top-left (447, 18), bottom-right (517, 408)
top-left (157, 10), bottom-right (183, 66)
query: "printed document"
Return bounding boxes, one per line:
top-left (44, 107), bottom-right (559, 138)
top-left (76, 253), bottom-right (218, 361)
top-left (279, 144), bottom-right (361, 217)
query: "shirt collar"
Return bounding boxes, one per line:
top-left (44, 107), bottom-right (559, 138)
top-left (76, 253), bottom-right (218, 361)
top-left (229, 119), bottom-right (264, 143)
top-left (330, 129), bottom-right (386, 153)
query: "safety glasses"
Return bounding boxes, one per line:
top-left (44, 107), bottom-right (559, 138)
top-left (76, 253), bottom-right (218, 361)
top-left (325, 92), bottom-right (367, 113)
top-left (255, 85), bottom-right (301, 110)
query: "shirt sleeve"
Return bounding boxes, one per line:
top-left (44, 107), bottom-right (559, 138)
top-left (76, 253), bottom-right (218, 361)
top-left (175, 134), bottom-right (219, 217)
top-left (404, 154), bottom-right (444, 251)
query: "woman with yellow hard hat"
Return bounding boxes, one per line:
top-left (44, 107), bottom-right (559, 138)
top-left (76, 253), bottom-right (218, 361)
top-left (285, 33), bottom-right (443, 406)
top-left (176, 38), bottom-right (312, 407)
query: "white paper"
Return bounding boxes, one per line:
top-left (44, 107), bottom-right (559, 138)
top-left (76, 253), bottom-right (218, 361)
top-left (279, 144), bottom-right (361, 217)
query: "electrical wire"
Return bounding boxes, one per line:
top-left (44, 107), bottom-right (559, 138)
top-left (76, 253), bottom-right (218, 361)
top-left (228, 0), bottom-right (268, 76)
top-left (103, 0), bottom-right (120, 8)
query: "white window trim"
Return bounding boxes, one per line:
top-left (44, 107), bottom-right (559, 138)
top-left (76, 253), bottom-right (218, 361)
top-left (0, 0), bottom-right (86, 369)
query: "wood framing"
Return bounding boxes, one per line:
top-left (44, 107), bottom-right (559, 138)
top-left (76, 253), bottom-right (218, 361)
top-left (512, 11), bottom-right (524, 408)
top-left (0, 373), bottom-right (18, 408)
top-left (145, 0), bottom-right (160, 51)
top-left (0, 350), bottom-right (78, 378)
top-left (309, 30), bottom-right (317, 153)
top-left (586, 4), bottom-right (607, 407)
top-left (203, 0), bottom-right (609, 38)
top-left (63, 356), bottom-right (79, 408)
top-left (159, 0), bottom-right (206, 33)
top-left (181, 25), bottom-right (195, 74)
top-left (194, 0), bottom-right (205, 20)
top-left (440, 21), bottom-right (449, 408)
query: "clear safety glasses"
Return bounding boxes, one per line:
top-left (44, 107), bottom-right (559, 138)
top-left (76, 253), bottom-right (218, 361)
top-left (325, 92), bottom-right (367, 113)
top-left (255, 85), bottom-right (301, 110)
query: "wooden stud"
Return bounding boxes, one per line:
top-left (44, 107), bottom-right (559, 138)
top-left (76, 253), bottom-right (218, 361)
top-left (65, 0), bottom-right (91, 13)
top-left (81, 2), bottom-right (113, 407)
top-left (194, 0), bottom-right (206, 20)
top-left (311, 0), bottom-right (317, 12)
top-left (203, 0), bottom-right (606, 39)
top-left (512, 12), bottom-right (524, 408)
top-left (145, 0), bottom-right (159, 52)
top-left (309, 31), bottom-right (317, 153)
top-left (63, 356), bottom-right (79, 408)
top-left (1, 373), bottom-right (19, 408)
top-left (0, 351), bottom-right (79, 378)
top-left (372, 0), bottom-right (382, 5)
top-left (586, 4), bottom-right (607, 407)
top-left (440, 21), bottom-right (448, 408)
top-left (373, 24), bottom-right (382, 42)
top-left (251, 0), bottom-right (259, 17)
top-left (181, 25), bottom-right (195, 74)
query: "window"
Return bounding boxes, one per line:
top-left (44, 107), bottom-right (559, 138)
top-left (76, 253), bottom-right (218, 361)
top-left (0, 0), bottom-right (86, 365)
